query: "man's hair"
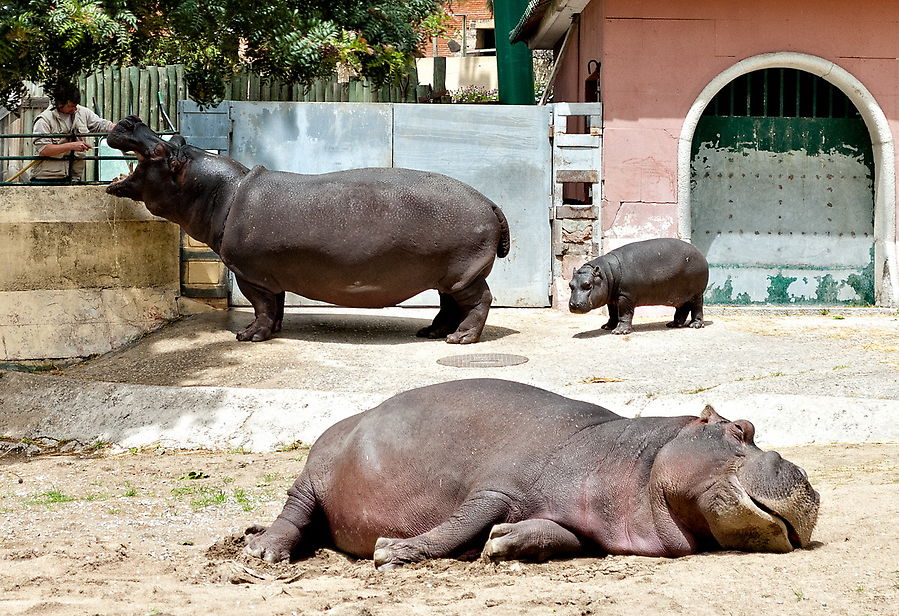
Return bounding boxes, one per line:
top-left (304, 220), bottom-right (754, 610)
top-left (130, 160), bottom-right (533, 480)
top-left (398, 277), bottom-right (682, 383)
top-left (50, 82), bottom-right (81, 107)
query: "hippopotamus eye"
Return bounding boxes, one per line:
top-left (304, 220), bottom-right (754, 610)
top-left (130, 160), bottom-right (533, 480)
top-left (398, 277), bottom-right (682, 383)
top-left (580, 281), bottom-right (592, 291)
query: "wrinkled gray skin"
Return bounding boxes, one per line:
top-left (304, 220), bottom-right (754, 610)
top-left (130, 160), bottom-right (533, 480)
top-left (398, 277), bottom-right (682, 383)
top-left (105, 116), bottom-right (510, 344)
top-left (245, 379), bottom-right (819, 569)
top-left (569, 238), bottom-right (709, 335)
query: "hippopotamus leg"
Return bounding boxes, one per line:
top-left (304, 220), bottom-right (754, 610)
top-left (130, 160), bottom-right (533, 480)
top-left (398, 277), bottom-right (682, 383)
top-left (416, 292), bottom-right (464, 340)
top-left (601, 303), bottom-right (620, 331)
top-left (482, 519), bottom-right (588, 562)
top-left (688, 294), bottom-right (705, 328)
top-left (245, 481), bottom-right (318, 563)
top-left (372, 489), bottom-right (511, 570)
top-left (604, 299), bottom-right (635, 335)
top-left (667, 304), bottom-right (691, 328)
top-left (273, 291), bottom-right (285, 333)
top-left (234, 275), bottom-right (284, 342)
top-left (444, 278), bottom-right (493, 344)
top-left (666, 295), bottom-right (705, 329)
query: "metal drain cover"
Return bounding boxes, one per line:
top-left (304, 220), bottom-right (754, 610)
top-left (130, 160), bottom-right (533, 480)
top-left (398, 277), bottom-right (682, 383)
top-left (436, 353), bottom-right (529, 368)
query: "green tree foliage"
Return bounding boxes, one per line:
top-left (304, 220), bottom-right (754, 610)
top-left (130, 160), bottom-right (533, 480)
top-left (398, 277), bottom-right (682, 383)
top-left (0, 0), bottom-right (444, 108)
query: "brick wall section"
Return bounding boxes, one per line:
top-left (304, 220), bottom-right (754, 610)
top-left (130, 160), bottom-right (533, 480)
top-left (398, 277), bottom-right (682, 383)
top-left (180, 232), bottom-right (228, 305)
top-left (420, 1), bottom-right (494, 58)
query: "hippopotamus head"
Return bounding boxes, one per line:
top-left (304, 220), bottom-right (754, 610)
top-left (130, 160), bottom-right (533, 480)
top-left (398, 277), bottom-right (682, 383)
top-left (105, 116), bottom-right (248, 231)
top-left (652, 405), bottom-right (819, 553)
top-left (105, 116), bottom-right (187, 205)
top-left (568, 263), bottom-right (610, 313)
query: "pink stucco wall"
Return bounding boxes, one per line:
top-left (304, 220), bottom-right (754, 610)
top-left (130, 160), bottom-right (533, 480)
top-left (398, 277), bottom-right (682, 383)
top-left (554, 0), bottom-right (899, 249)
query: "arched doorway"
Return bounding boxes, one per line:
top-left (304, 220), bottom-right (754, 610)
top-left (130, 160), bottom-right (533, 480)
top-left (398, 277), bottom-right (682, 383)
top-left (691, 68), bottom-right (874, 305)
top-left (677, 52), bottom-right (897, 307)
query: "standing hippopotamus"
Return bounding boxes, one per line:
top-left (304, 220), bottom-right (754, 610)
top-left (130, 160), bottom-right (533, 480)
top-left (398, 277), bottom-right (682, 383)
top-left (569, 238), bottom-right (709, 335)
top-left (105, 116), bottom-right (510, 344)
top-left (246, 379), bottom-right (819, 568)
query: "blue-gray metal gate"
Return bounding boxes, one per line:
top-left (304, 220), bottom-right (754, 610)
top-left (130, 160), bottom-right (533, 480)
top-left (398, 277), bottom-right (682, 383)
top-left (180, 101), bottom-right (553, 307)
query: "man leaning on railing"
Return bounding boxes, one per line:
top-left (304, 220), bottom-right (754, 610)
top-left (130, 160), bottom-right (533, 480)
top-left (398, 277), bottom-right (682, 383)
top-left (30, 82), bottom-right (115, 184)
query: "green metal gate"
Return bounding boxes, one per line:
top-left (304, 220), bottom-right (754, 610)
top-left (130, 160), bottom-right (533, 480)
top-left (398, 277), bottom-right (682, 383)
top-left (691, 68), bottom-right (875, 305)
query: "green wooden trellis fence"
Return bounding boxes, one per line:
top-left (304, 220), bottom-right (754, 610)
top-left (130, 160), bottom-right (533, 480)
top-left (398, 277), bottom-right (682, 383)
top-left (1, 63), bottom-right (439, 182)
top-left (78, 64), bottom-right (428, 132)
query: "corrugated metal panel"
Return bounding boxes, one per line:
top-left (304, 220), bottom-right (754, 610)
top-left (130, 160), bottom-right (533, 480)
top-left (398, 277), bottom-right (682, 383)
top-left (393, 103), bottom-right (553, 307)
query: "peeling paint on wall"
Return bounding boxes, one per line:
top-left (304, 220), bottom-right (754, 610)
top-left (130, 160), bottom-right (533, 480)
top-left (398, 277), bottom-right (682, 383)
top-left (691, 115), bottom-right (875, 305)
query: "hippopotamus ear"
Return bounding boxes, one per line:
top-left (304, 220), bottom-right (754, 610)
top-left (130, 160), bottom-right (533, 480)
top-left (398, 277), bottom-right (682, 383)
top-left (699, 404), bottom-right (726, 424)
top-left (591, 266), bottom-right (603, 280)
top-left (168, 134), bottom-right (187, 147)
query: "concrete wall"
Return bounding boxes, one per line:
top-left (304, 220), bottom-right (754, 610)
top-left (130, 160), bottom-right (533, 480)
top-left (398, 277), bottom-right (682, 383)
top-left (0, 186), bottom-right (181, 361)
top-left (416, 57), bottom-right (499, 90)
top-left (552, 0), bottom-right (899, 304)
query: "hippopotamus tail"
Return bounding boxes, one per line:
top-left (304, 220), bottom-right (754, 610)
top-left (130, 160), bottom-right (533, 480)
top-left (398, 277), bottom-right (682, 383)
top-left (492, 204), bottom-right (511, 258)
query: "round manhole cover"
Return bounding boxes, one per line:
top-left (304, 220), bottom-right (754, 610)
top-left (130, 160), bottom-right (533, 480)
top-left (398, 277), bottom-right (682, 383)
top-left (436, 353), bottom-right (529, 368)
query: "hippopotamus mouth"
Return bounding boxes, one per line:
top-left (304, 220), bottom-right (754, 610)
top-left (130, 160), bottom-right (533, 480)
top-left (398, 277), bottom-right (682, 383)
top-left (106, 115), bottom-right (163, 158)
top-left (747, 493), bottom-right (805, 549)
top-left (709, 459), bottom-right (819, 552)
top-left (105, 116), bottom-right (179, 199)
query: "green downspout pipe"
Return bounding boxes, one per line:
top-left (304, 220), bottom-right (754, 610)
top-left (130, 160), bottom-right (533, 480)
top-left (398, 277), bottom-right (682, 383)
top-left (493, 0), bottom-right (535, 104)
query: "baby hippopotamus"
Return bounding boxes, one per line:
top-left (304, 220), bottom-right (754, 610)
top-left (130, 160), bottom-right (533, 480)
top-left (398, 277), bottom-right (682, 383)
top-left (569, 238), bottom-right (709, 335)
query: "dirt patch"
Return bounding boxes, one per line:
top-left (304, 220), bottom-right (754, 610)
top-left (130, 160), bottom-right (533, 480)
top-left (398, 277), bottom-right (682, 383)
top-left (1, 443), bottom-right (897, 615)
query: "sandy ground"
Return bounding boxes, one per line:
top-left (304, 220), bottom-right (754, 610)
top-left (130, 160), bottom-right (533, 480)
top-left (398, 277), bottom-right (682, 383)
top-left (1, 442), bottom-right (896, 616)
top-left (1, 309), bottom-right (898, 614)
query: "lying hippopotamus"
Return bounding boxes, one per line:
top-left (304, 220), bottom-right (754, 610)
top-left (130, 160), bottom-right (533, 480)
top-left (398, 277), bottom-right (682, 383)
top-left (246, 379), bottom-right (819, 568)
top-left (105, 116), bottom-right (510, 344)
top-left (569, 238), bottom-right (709, 335)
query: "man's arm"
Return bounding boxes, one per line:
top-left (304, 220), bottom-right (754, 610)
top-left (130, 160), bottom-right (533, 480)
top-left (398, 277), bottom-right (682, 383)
top-left (84, 108), bottom-right (116, 133)
top-left (37, 141), bottom-right (92, 156)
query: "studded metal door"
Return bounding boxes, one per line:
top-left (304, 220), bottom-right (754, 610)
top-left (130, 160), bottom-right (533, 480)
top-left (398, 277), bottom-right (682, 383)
top-left (691, 68), bottom-right (875, 305)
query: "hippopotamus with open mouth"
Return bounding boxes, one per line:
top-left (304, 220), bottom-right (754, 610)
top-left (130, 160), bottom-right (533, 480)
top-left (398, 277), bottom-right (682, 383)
top-left (246, 379), bottom-right (819, 568)
top-left (105, 116), bottom-right (510, 344)
top-left (569, 238), bottom-right (709, 335)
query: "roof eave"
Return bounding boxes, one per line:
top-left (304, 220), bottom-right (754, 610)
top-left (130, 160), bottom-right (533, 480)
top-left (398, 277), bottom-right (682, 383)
top-left (510, 0), bottom-right (590, 49)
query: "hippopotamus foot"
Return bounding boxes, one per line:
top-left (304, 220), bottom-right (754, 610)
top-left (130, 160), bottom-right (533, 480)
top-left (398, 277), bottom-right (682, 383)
top-left (373, 489), bottom-right (512, 569)
top-left (417, 292), bottom-right (464, 339)
top-left (372, 537), bottom-right (430, 570)
top-left (237, 315), bottom-right (276, 342)
top-left (446, 330), bottom-right (480, 344)
top-left (482, 520), bottom-right (586, 562)
top-left (602, 320), bottom-right (633, 335)
top-left (244, 518), bottom-right (303, 563)
top-left (687, 319), bottom-right (705, 329)
top-left (444, 280), bottom-right (493, 345)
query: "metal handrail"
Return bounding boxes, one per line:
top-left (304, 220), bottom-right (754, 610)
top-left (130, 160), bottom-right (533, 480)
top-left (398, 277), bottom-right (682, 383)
top-left (0, 129), bottom-right (179, 185)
